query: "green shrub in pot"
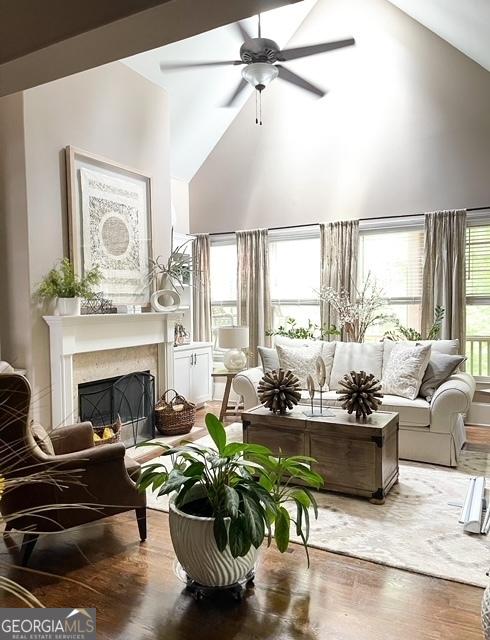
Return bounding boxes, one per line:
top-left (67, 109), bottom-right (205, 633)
top-left (138, 414), bottom-right (323, 585)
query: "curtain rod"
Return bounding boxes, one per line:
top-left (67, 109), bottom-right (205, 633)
top-left (207, 206), bottom-right (490, 236)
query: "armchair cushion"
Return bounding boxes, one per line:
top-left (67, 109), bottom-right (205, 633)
top-left (30, 420), bottom-right (55, 455)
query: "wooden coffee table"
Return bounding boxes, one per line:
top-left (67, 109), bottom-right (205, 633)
top-left (241, 406), bottom-right (399, 504)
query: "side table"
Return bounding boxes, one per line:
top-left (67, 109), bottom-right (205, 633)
top-left (211, 370), bottom-right (243, 422)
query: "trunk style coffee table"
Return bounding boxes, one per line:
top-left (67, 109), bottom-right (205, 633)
top-left (242, 406), bottom-right (399, 504)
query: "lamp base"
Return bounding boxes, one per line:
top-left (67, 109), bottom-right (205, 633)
top-left (223, 349), bottom-right (247, 372)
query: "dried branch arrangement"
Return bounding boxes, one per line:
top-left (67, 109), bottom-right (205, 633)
top-left (258, 369), bottom-right (302, 415)
top-left (337, 370), bottom-right (383, 420)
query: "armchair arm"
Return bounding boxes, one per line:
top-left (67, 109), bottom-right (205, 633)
top-left (233, 367), bottom-right (264, 410)
top-left (45, 442), bottom-right (127, 468)
top-left (430, 372), bottom-right (475, 435)
top-left (50, 422), bottom-right (94, 454)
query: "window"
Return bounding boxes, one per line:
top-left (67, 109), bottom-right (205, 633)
top-left (210, 238), bottom-right (237, 355)
top-left (269, 230), bottom-right (321, 333)
top-left (358, 226), bottom-right (425, 340)
top-left (466, 224), bottom-right (490, 377)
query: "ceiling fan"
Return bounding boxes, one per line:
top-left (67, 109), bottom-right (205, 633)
top-left (159, 15), bottom-right (355, 124)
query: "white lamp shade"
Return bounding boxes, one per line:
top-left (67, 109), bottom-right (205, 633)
top-left (241, 63), bottom-right (279, 89)
top-left (218, 326), bottom-right (249, 349)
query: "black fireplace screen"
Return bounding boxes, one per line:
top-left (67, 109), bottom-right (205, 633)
top-left (78, 371), bottom-right (155, 447)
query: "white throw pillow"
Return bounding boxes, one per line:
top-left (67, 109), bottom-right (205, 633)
top-left (382, 343), bottom-right (431, 400)
top-left (329, 342), bottom-right (384, 391)
top-left (383, 339), bottom-right (459, 376)
top-left (276, 343), bottom-right (323, 389)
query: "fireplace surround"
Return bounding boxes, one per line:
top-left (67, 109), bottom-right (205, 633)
top-left (43, 312), bottom-right (177, 428)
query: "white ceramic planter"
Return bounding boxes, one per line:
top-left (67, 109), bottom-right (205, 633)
top-left (169, 497), bottom-right (259, 587)
top-left (56, 297), bottom-right (81, 316)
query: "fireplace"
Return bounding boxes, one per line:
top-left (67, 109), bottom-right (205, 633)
top-left (78, 371), bottom-right (155, 447)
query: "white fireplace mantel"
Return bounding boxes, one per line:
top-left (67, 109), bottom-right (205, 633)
top-left (44, 312), bottom-right (178, 428)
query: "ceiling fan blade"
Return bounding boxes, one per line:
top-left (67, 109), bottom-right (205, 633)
top-left (235, 20), bottom-right (253, 43)
top-left (276, 64), bottom-right (326, 98)
top-left (278, 38), bottom-right (355, 62)
top-left (222, 78), bottom-right (249, 107)
top-left (160, 60), bottom-right (243, 71)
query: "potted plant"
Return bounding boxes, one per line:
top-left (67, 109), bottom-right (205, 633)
top-left (138, 413), bottom-right (323, 587)
top-left (36, 258), bottom-right (101, 316)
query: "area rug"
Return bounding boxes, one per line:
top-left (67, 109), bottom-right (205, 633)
top-left (146, 423), bottom-right (490, 588)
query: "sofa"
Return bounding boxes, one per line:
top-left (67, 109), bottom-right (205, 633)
top-left (233, 339), bottom-right (475, 467)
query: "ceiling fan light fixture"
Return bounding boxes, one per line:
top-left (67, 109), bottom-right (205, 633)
top-left (241, 62), bottom-right (278, 91)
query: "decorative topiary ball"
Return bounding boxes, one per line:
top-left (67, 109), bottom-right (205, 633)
top-left (337, 370), bottom-right (383, 420)
top-left (258, 369), bottom-right (302, 415)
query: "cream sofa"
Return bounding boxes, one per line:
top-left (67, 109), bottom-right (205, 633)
top-left (233, 340), bottom-right (475, 467)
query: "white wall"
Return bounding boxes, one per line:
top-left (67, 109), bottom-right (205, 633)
top-left (171, 177), bottom-right (190, 234)
top-left (190, 0), bottom-right (490, 232)
top-left (0, 62), bottom-right (172, 425)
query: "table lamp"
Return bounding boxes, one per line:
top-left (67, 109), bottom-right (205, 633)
top-left (218, 326), bottom-right (249, 371)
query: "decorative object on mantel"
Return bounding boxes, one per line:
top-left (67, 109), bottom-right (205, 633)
top-left (257, 369), bottom-right (301, 415)
top-left (319, 273), bottom-right (391, 342)
top-left (36, 258), bottom-right (101, 316)
top-left (92, 415), bottom-right (122, 445)
top-left (154, 389), bottom-right (196, 436)
top-left (150, 289), bottom-right (181, 312)
top-left (174, 323), bottom-right (190, 346)
top-left (81, 292), bottom-right (116, 315)
top-left (148, 234), bottom-right (197, 293)
top-left (337, 370), bottom-right (383, 420)
top-left (218, 326), bottom-right (249, 371)
top-left (66, 146), bottom-right (152, 307)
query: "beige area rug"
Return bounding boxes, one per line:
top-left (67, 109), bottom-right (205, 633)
top-left (147, 423), bottom-right (490, 588)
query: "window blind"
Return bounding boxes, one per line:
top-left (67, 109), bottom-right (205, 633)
top-left (466, 225), bottom-right (490, 301)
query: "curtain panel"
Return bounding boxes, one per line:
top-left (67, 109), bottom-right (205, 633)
top-left (236, 228), bottom-right (272, 366)
top-left (320, 220), bottom-right (359, 338)
top-left (421, 209), bottom-right (467, 352)
top-left (192, 233), bottom-right (212, 342)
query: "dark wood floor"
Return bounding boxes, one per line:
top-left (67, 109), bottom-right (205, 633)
top-left (0, 509), bottom-right (483, 640)
top-left (1, 405), bottom-right (487, 638)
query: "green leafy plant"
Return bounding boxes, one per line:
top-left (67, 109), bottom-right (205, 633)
top-left (36, 259), bottom-right (101, 300)
top-left (138, 413), bottom-right (324, 565)
top-left (384, 305), bottom-right (445, 342)
top-left (266, 317), bottom-right (340, 341)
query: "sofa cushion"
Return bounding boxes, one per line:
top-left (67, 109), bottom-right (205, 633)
top-left (258, 346), bottom-right (280, 372)
top-left (276, 342), bottom-right (323, 388)
top-left (382, 343), bottom-right (431, 400)
top-left (329, 342), bottom-right (384, 390)
top-left (298, 390), bottom-right (430, 428)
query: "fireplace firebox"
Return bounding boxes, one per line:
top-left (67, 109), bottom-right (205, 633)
top-left (78, 371), bottom-right (155, 447)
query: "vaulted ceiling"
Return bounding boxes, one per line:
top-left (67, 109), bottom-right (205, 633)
top-left (123, 0), bottom-right (490, 181)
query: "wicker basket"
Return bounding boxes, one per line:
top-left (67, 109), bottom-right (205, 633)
top-left (93, 416), bottom-right (122, 446)
top-left (155, 389), bottom-right (195, 436)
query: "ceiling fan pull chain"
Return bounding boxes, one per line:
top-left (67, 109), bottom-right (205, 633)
top-left (259, 90), bottom-right (263, 125)
top-left (255, 90), bottom-right (259, 125)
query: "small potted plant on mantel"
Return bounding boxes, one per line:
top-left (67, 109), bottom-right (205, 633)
top-left (36, 258), bottom-right (101, 316)
top-left (138, 414), bottom-right (323, 591)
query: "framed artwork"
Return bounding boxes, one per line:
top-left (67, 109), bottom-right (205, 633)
top-left (66, 146), bottom-right (153, 306)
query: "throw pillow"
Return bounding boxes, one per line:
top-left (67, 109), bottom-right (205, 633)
top-left (30, 420), bottom-right (55, 455)
top-left (382, 343), bottom-right (431, 400)
top-left (329, 342), bottom-right (384, 391)
top-left (276, 342), bottom-right (323, 389)
top-left (258, 346), bottom-right (280, 372)
top-left (419, 352), bottom-right (466, 401)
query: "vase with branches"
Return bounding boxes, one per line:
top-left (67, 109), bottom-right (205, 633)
top-left (319, 273), bottom-right (391, 342)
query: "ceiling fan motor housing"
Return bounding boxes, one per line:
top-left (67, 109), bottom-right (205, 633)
top-left (240, 38), bottom-right (281, 64)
